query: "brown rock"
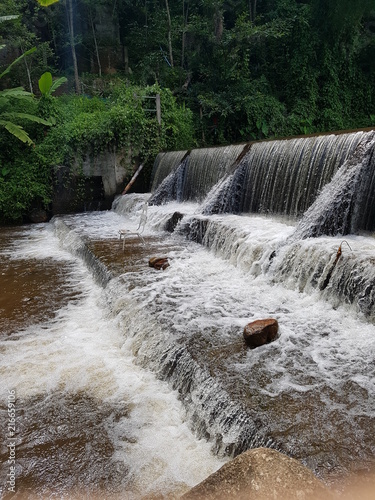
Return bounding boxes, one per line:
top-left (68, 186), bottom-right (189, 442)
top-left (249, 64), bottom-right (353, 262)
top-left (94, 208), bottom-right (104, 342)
top-left (149, 256), bottom-right (170, 270)
top-left (243, 318), bottom-right (278, 348)
top-left (181, 448), bottom-right (332, 500)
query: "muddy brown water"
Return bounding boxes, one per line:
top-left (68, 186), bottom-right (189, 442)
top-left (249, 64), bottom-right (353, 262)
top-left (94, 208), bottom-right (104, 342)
top-left (2, 218), bottom-right (375, 498)
top-left (0, 227), bottom-right (130, 498)
top-left (0, 227), bottom-right (82, 337)
top-left (0, 224), bottom-right (223, 499)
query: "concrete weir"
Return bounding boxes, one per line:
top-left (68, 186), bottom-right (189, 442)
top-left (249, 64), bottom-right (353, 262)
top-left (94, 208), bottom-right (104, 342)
top-left (54, 215), bottom-right (276, 459)
top-left (53, 215), bottom-right (338, 499)
top-left (52, 202), bottom-right (375, 495)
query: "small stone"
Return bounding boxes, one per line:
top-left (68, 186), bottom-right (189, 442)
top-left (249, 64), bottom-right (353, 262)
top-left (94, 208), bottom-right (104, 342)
top-left (149, 256), bottom-right (170, 270)
top-left (243, 318), bottom-right (278, 348)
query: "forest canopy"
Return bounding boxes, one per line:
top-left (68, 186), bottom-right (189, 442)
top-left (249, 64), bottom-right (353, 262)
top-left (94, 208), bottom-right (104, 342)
top-left (1, 0), bottom-right (375, 142)
top-left (2, 0), bottom-right (374, 142)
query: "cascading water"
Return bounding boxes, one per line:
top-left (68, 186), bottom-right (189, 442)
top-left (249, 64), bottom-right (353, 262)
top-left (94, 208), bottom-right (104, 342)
top-left (151, 150), bottom-right (189, 192)
top-left (151, 131), bottom-right (375, 232)
top-left (291, 131), bottom-right (375, 238)
top-left (1, 129), bottom-right (375, 497)
top-left (150, 144), bottom-right (246, 204)
top-left (0, 221), bottom-right (226, 499)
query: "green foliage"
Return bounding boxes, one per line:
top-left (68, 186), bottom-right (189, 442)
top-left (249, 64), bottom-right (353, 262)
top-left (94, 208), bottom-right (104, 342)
top-left (36, 0), bottom-right (59, 6)
top-left (0, 144), bottom-right (52, 223)
top-left (38, 72), bottom-right (67, 97)
top-left (0, 47), bottom-right (36, 79)
top-left (22, 82), bottom-right (195, 221)
top-left (1, 0), bottom-right (375, 223)
top-left (38, 82), bottom-right (195, 166)
top-left (0, 52), bottom-right (52, 145)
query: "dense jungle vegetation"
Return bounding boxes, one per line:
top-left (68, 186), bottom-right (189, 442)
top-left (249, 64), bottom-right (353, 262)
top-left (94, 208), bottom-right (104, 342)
top-left (1, 0), bottom-right (375, 222)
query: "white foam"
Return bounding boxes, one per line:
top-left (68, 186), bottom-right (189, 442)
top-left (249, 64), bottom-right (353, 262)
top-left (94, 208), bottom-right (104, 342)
top-left (0, 225), bottom-right (225, 497)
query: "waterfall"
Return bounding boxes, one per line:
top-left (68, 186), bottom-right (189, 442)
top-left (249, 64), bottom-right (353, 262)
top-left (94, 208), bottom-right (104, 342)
top-left (291, 131), bottom-right (375, 238)
top-left (8, 128), bottom-right (374, 496)
top-left (150, 150), bottom-right (188, 192)
top-left (149, 157), bottom-right (189, 205)
top-left (229, 131), bottom-right (367, 217)
top-left (150, 144), bottom-right (246, 204)
top-left (151, 131), bottom-right (375, 235)
top-left (50, 202), bottom-right (375, 483)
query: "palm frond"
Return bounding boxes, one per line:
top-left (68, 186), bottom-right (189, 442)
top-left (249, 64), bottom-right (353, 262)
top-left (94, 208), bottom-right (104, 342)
top-left (50, 76), bottom-right (67, 94)
top-left (0, 87), bottom-right (33, 98)
top-left (0, 119), bottom-right (33, 145)
top-left (2, 112), bottom-right (52, 126)
top-left (0, 47), bottom-right (36, 79)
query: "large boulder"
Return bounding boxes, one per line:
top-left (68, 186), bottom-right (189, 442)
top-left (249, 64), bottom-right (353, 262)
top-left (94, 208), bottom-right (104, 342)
top-left (181, 448), bottom-right (331, 500)
top-left (243, 318), bottom-right (278, 348)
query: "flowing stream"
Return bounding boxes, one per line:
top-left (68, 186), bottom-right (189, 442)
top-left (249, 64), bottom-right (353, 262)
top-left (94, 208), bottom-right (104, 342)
top-left (0, 222), bottom-right (225, 499)
top-left (1, 130), bottom-right (375, 497)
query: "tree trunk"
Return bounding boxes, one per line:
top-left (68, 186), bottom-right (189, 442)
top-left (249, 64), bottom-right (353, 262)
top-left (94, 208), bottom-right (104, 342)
top-left (214, 8), bottom-right (223, 42)
top-left (200, 106), bottom-right (205, 144)
top-left (124, 46), bottom-right (129, 74)
top-left (249, 0), bottom-right (257, 23)
top-left (66, 0), bottom-right (80, 94)
top-left (165, 0), bottom-right (174, 67)
top-left (22, 50), bottom-right (33, 93)
top-left (89, 9), bottom-right (102, 77)
top-left (181, 0), bottom-right (189, 72)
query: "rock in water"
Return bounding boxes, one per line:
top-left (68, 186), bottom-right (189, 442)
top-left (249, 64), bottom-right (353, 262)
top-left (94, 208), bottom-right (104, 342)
top-left (165, 211), bottom-right (184, 232)
top-left (243, 318), bottom-right (278, 348)
top-left (149, 256), bottom-right (170, 270)
top-left (181, 448), bottom-right (331, 500)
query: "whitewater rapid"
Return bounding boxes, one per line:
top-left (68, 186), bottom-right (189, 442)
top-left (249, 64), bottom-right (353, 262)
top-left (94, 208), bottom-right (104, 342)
top-left (0, 221), bottom-right (225, 499)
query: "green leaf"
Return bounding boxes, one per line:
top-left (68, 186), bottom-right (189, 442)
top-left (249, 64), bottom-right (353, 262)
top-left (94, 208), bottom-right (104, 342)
top-left (36, 0), bottom-right (60, 6)
top-left (0, 47), bottom-right (36, 79)
top-left (50, 76), bottom-right (67, 94)
top-left (0, 87), bottom-right (33, 99)
top-left (38, 72), bottom-right (53, 96)
top-left (0, 119), bottom-right (33, 145)
top-left (2, 112), bottom-right (52, 126)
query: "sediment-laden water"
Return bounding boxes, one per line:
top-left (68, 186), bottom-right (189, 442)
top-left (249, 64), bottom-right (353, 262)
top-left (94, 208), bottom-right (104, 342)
top-left (0, 221), bottom-right (225, 499)
top-left (2, 194), bottom-right (373, 499)
top-left (2, 129), bottom-right (375, 497)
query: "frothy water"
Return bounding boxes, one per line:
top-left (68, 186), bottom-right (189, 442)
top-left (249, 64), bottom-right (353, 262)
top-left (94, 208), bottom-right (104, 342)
top-left (110, 198), bottom-right (375, 480)
top-left (2, 175), bottom-right (375, 496)
top-left (9, 198), bottom-right (371, 485)
top-left (0, 223), bottom-right (225, 498)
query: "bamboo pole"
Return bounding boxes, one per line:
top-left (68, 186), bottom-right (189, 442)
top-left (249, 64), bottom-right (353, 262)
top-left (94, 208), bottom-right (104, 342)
top-left (122, 164), bottom-right (144, 194)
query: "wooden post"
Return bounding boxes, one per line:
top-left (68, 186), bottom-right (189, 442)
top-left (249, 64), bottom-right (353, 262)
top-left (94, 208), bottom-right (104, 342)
top-left (122, 164), bottom-right (144, 194)
top-left (156, 93), bottom-right (161, 125)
